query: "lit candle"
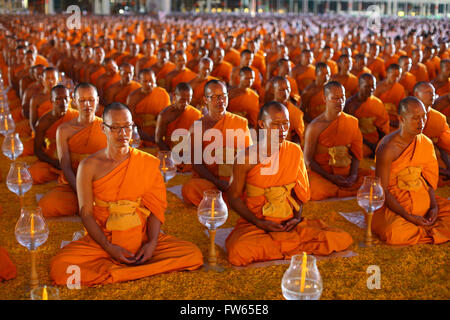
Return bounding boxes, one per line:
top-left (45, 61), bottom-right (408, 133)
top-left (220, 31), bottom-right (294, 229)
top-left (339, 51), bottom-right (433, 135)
top-left (30, 213), bottom-right (34, 238)
top-left (4, 117), bottom-right (8, 131)
top-left (300, 252), bottom-right (307, 293)
top-left (42, 286), bottom-right (48, 300)
top-left (211, 198), bottom-right (215, 218)
top-left (11, 135), bottom-right (14, 154)
top-left (369, 183), bottom-right (373, 208)
top-left (162, 157), bottom-right (166, 172)
top-left (18, 168), bottom-right (22, 185)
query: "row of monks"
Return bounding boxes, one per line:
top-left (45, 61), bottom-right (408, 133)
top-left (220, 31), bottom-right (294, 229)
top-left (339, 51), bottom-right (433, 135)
top-left (0, 14), bottom-right (449, 288)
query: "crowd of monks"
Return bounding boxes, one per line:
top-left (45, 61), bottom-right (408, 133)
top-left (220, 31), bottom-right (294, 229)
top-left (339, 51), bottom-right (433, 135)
top-left (0, 13), bottom-right (449, 289)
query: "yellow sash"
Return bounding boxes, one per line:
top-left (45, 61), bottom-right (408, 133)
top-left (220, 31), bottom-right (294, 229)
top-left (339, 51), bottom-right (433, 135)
top-left (246, 182), bottom-right (299, 219)
top-left (328, 145), bottom-right (352, 167)
top-left (384, 102), bottom-right (397, 116)
top-left (215, 147), bottom-right (236, 177)
top-left (94, 197), bottom-right (151, 231)
top-left (140, 113), bottom-right (157, 127)
top-left (396, 167), bottom-right (424, 191)
top-left (359, 117), bottom-right (377, 134)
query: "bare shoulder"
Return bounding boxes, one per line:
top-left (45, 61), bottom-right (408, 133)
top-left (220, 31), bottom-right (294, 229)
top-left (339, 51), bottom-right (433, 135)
top-left (376, 132), bottom-right (399, 160)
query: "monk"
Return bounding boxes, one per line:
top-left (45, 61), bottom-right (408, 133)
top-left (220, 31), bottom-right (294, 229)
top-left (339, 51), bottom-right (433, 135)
top-left (164, 51), bottom-right (197, 93)
top-left (291, 49), bottom-right (316, 92)
top-left (186, 46), bottom-right (209, 74)
top-left (38, 83), bottom-right (107, 217)
top-left (351, 54), bottom-right (372, 78)
top-left (301, 62), bottom-right (330, 122)
top-left (49, 103), bottom-right (203, 287)
top-left (276, 58), bottom-right (300, 103)
top-left (227, 67), bottom-right (260, 128)
top-left (367, 44), bottom-right (387, 80)
top-left (211, 47), bottom-right (232, 84)
top-left (413, 82), bottom-right (450, 185)
top-left (318, 46), bottom-right (338, 76)
top-left (225, 101), bottom-right (353, 266)
top-left (189, 57), bottom-right (216, 108)
top-left (181, 80), bottom-right (253, 207)
top-left (104, 63), bottom-right (141, 105)
top-left (373, 97), bottom-right (450, 245)
top-left (410, 49), bottom-right (430, 83)
top-left (345, 74), bottom-right (390, 158)
top-left (374, 64), bottom-right (407, 131)
top-left (382, 42), bottom-right (400, 70)
top-left (28, 85), bottom-right (79, 183)
top-left (230, 49), bottom-right (263, 95)
top-left (304, 81), bottom-right (371, 201)
top-left (431, 59), bottom-right (450, 96)
top-left (398, 55), bottom-right (417, 95)
top-left (16, 64), bottom-right (44, 121)
top-left (271, 76), bottom-right (304, 144)
top-left (28, 67), bottom-right (59, 134)
top-left (135, 39), bottom-right (157, 76)
top-left (83, 46), bottom-right (105, 84)
top-left (0, 246), bottom-right (16, 282)
top-left (223, 36), bottom-right (240, 67)
top-left (151, 48), bottom-right (176, 88)
top-left (432, 93), bottom-right (450, 122)
top-left (96, 58), bottom-right (121, 103)
top-left (331, 54), bottom-right (358, 98)
top-left (127, 69), bottom-right (170, 145)
top-left (120, 43), bottom-right (143, 68)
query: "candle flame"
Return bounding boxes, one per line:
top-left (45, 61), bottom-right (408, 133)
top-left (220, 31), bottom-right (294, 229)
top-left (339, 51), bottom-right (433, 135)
top-left (18, 168), bottom-right (22, 185)
top-left (42, 286), bottom-right (48, 300)
top-left (211, 198), bottom-right (215, 218)
top-left (30, 214), bottom-right (34, 237)
top-left (4, 117), bottom-right (7, 131)
top-left (11, 136), bottom-right (14, 154)
top-left (369, 183), bottom-right (374, 207)
top-left (300, 252), bottom-right (307, 293)
top-left (162, 157), bottom-right (166, 172)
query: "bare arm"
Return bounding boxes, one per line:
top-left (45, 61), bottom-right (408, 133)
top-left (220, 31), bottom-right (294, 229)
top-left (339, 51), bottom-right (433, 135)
top-left (28, 97), bottom-right (39, 134)
top-left (34, 117), bottom-right (60, 169)
top-left (155, 111), bottom-right (171, 151)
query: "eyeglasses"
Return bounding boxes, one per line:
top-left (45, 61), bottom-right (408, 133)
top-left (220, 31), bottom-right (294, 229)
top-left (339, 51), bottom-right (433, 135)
top-left (206, 93), bottom-right (228, 101)
top-left (103, 122), bottom-right (134, 133)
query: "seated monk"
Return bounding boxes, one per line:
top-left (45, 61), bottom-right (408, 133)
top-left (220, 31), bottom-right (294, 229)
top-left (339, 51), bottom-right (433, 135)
top-left (181, 80), bottom-right (253, 207)
top-left (410, 49), bottom-right (431, 83)
top-left (19, 64), bottom-right (42, 103)
top-left (120, 43), bottom-right (143, 68)
top-left (13, 49), bottom-right (36, 98)
top-left (374, 64), bottom-right (407, 132)
top-left (304, 81), bottom-right (372, 201)
top-left (225, 101), bottom-right (353, 266)
top-left (227, 67), bottom-right (260, 128)
top-left (270, 76), bottom-right (305, 145)
top-left (189, 57), bottom-right (217, 108)
top-left (27, 67), bottom-right (59, 135)
top-left (367, 44), bottom-right (387, 80)
top-left (0, 246), bottom-right (16, 282)
top-left (413, 82), bottom-right (450, 185)
top-left (344, 74), bottom-right (390, 158)
top-left (96, 58), bottom-right (121, 104)
top-left (276, 58), bottom-right (300, 103)
top-left (164, 50), bottom-right (197, 93)
top-left (49, 103), bottom-right (203, 287)
top-left (211, 47), bottom-right (232, 84)
top-left (127, 68), bottom-right (170, 146)
top-left (398, 55), bottom-right (417, 95)
top-left (432, 93), bottom-right (450, 122)
top-left (431, 59), bottom-right (450, 96)
top-left (83, 46), bottom-right (105, 84)
top-left (38, 83), bottom-right (107, 218)
top-left (186, 46), bottom-right (209, 74)
top-left (151, 48), bottom-right (176, 88)
top-left (373, 97), bottom-right (450, 245)
top-left (104, 63), bottom-right (141, 105)
top-left (331, 54), bottom-right (358, 98)
top-left (265, 44), bottom-right (290, 81)
top-left (351, 54), bottom-right (372, 78)
top-left (223, 35), bottom-right (241, 67)
top-left (381, 42), bottom-right (400, 70)
top-left (28, 85), bottom-right (79, 183)
top-left (230, 49), bottom-right (263, 95)
top-left (318, 46), bottom-right (338, 76)
top-left (301, 62), bottom-right (331, 123)
top-left (14, 64), bottom-right (44, 122)
top-left (135, 39), bottom-right (157, 76)
top-left (109, 40), bottom-right (128, 67)
top-left (155, 82), bottom-right (201, 171)
top-left (291, 49), bottom-right (316, 92)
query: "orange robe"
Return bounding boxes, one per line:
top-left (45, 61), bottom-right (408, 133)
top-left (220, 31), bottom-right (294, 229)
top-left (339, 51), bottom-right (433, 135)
top-left (295, 65), bottom-right (316, 92)
top-left (224, 48), bottom-right (240, 66)
top-left (103, 73), bottom-right (121, 91)
top-left (38, 117), bottom-right (108, 217)
top-left (227, 88), bottom-right (260, 128)
top-left (225, 141), bottom-right (353, 266)
top-left (113, 81), bottom-right (142, 104)
top-left (286, 101), bottom-right (305, 143)
top-left (367, 57), bottom-right (387, 79)
top-left (307, 89), bottom-right (326, 120)
top-left (165, 105), bottom-right (202, 150)
top-left (400, 72), bottom-right (417, 95)
top-left (191, 76), bottom-right (217, 107)
top-left (411, 63), bottom-right (430, 82)
top-left (422, 108), bottom-right (450, 186)
top-left (334, 73), bottom-right (358, 98)
top-left (372, 134), bottom-right (450, 245)
top-left (182, 112), bottom-right (253, 206)
top-left (28, 109), bottom-right (80, 184)
top-left (353, 67), bottom-right (372, 78)
top-left (139, 56), bottom-right (158, 70)
top-left (0, 246), bottom-right (17, 282)
top-left (353, 95), bottom-right (390, 157)
top-left (378, 83), bottom-right (406, 132)
top-left (134, 87), bottom-right (171, 143)
top-left (308, 112), bottom-right (373, 200)
top-left (50, 148), bottom-right (203, 286)
top-left (170, 68), bottom-right (197, 91)
top-left (211, 61), bottom-right (233, 83)
top-left (155, 62), bottom-right (176, 86)
top-left (90, 67), bottom-right (106, 85)
top-left (434, 79), bottom-right (450, 97)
